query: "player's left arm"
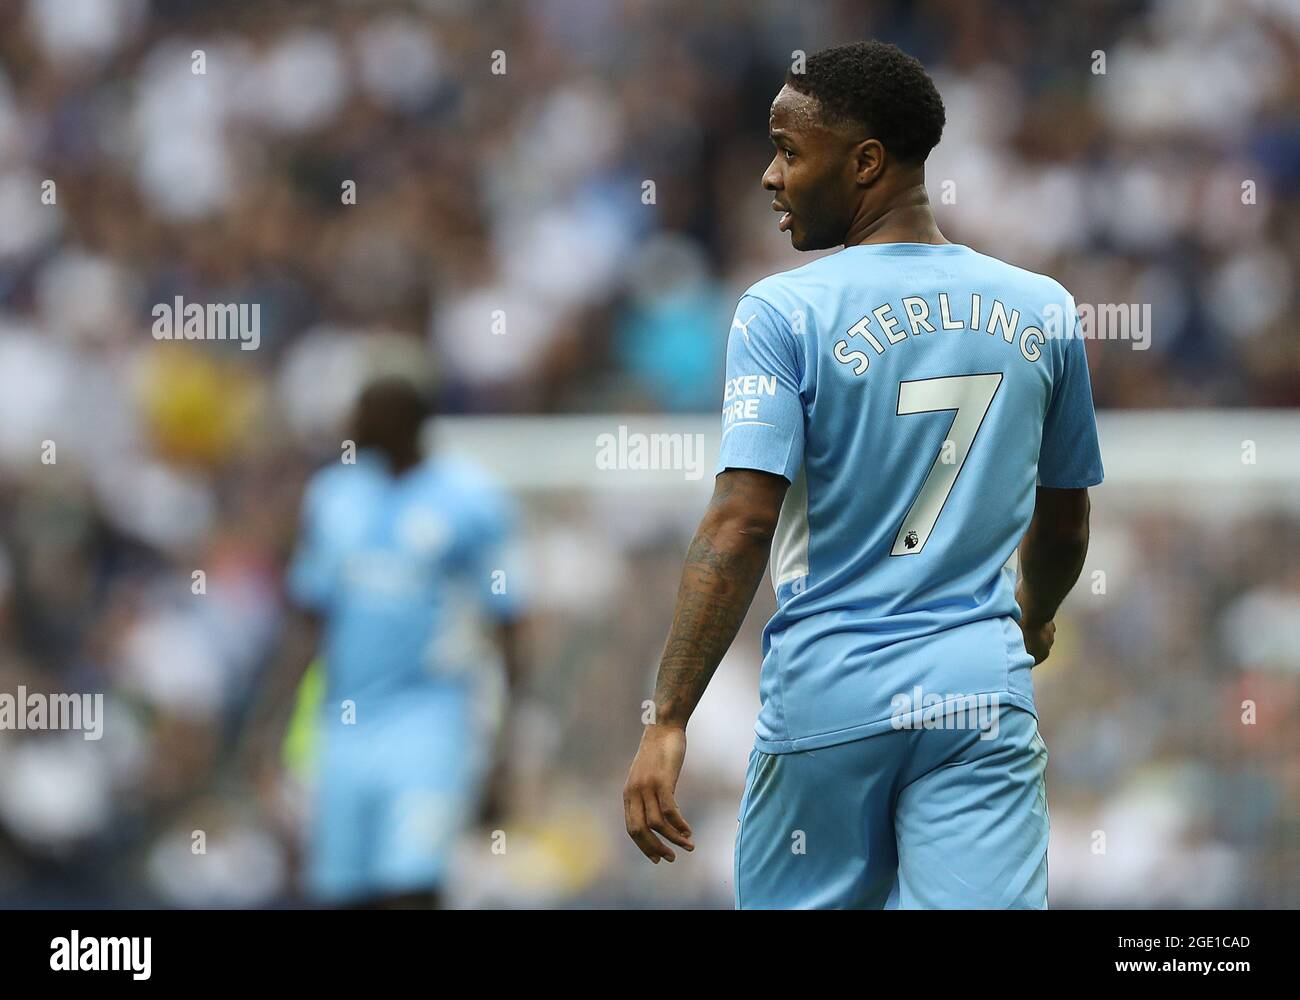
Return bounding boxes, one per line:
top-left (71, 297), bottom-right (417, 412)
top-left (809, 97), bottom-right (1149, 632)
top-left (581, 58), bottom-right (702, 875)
top-left (623, 466), bottom-right (787, 863)
top-left (469, 480), bottom-right (531, 823)
top-left (494, 618), bottom-right (526, 690)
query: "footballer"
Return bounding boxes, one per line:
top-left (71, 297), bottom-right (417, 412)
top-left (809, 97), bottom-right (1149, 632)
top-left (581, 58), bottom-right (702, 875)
top-left (623, 41), bottom-right (1101, 908)
top-left (246, 376), bottom-right (526, 908)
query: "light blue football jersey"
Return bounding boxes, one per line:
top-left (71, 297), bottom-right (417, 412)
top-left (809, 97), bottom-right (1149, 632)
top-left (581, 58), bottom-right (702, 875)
top-left (287, 449), bottom-right (524, 709)
top-left (716, 242), bottom-right (1103, 753)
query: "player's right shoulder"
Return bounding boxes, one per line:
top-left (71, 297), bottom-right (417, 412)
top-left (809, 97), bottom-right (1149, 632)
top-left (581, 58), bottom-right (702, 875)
top-left (304, 461), bottom-right (348, 495)
top-left (963, 248), bottom-right (1076, 322)
top-left (302, 455), bottom-right (378, 511)
top-left (959, 250), bottom-right (1085, 363)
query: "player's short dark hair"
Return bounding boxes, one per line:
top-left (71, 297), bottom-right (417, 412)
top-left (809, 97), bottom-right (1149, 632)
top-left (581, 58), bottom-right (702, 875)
top-left (785, 41), bottom-right (946, 164)
top-left (357, 375), bottom-right (433, 429)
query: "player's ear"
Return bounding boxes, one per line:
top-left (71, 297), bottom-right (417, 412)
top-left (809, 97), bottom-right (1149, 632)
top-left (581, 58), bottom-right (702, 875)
top-left (855, 138), bottom-right (885, 186)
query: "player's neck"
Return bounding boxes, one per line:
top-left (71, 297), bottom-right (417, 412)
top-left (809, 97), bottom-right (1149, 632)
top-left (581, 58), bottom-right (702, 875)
top-left (842, 184), bottom-right (946, 248)
top-left (380, 444), bottom-right (423, 477)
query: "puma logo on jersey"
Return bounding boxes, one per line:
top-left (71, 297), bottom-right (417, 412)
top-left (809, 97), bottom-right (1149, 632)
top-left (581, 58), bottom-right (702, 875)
top-left (731, 313), bottom-right (757, 344)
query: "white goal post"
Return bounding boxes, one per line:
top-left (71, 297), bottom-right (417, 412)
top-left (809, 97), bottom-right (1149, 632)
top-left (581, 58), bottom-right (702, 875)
top-left (431, 411), bottom-right (1300, 515)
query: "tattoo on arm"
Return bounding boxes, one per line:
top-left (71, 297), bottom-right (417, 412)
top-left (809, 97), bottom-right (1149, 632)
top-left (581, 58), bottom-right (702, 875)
top-left (652, 472), bottom-right (784, 728)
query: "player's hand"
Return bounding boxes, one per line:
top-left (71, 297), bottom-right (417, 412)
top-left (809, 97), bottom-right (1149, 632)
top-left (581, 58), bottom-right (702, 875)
top-left (1019, 617), bottom-right (1055, 665)
top-left (1015, 584), bottom-right (1056, 665)
top-left (233, 731), bottom-right (284, 818)
top-left (623, 724), bottom-right (694, 863)
top-left (477, 755), bottom-right (511, 826)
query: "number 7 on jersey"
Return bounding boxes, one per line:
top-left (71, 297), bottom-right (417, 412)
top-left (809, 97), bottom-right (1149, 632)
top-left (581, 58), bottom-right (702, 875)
top-left (891, 373), bottom-right (1003, 556)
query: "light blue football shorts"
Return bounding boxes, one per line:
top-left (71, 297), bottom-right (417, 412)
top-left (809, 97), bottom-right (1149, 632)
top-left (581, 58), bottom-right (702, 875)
top-left (734, 701), bottom-right (1049, 909)
top-left (307, 688), bottom-right (485, 904)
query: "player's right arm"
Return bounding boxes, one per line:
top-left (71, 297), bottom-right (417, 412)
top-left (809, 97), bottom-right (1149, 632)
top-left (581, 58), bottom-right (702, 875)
top-left (237, 608), bottom-right (320, 784)
top-left (1019, 297), bottom-right (1104, 665)
top-left (236, 474), bottom-right (331, 785)
top-left (1016, 486), bottom-right (1091, 664)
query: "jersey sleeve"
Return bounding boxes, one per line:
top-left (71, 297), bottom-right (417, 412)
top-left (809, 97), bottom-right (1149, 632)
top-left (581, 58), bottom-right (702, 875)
top-left (714, 295), bottom-right (805, 482)
top-left (285, 477), bottom-right (335, 613)
top-left (1038, 315), bottom-right (1104, 489)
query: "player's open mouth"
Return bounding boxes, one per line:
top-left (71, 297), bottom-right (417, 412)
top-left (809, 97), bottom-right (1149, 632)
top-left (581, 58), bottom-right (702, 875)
top-left (779, 211), bottom-right (793, 232)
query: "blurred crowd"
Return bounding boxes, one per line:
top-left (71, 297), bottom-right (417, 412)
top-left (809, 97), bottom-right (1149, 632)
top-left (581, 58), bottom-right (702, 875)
top-left (0, 0), bottom-right (1297, 906)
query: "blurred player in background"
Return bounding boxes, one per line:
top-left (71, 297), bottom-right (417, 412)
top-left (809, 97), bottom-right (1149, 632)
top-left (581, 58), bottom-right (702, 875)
top-left (624, 41), bottom-right (1101, 908)
top-left (244, 375), bottom-right (526, 908)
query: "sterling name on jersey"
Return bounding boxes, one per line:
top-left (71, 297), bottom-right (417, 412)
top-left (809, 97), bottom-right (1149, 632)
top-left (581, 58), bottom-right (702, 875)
top-left (717, 243), bottom-right (1103, 754)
